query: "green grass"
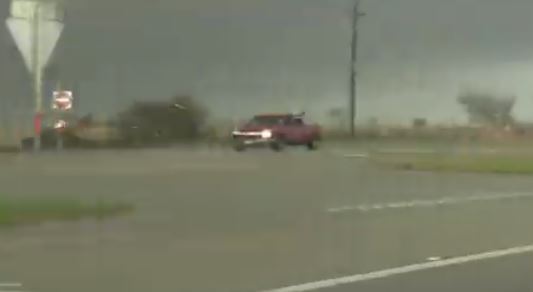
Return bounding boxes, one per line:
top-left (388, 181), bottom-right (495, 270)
top-left (0, 198), bottom-right (133, 227)
top-left (378, 154), bottom-right (533, 174)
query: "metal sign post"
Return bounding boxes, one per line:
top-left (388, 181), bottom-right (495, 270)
top-left (6, 0), bottom-right (64, 151)
top-left (32, 4), bottom-right (42, 150)
top-left (54, 119), bottom-right (67, 150)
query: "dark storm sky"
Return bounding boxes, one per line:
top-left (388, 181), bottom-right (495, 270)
top-left (2, 0), bottom-right (533, 125)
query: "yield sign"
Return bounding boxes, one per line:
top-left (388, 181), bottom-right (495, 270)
top-left (6, 17), bottom-right (63, 74)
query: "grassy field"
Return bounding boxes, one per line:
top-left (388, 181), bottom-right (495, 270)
top-left (378, 153), bottom-right (533, 174)
top-left (0, 198), bottom-right (133, 227)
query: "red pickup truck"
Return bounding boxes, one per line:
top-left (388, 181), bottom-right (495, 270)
top-left (231, 113), bottom-right (321, 151)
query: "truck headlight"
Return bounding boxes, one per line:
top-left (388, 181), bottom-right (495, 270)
top-left (261, 129), bottom-right (273, 139)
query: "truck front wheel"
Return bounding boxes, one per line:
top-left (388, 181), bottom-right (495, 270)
top-left (233, 140), bottom-right (246, 152)
top-left (306, 140), bottom-right (318, 151)
top-left (270, 139), bottom-right (284, 152)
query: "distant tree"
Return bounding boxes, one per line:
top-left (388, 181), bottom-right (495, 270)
top-left (78, 114), bottom-right (94, 127)
top-left (327, 107), bottom-right (346, 131)
top-left (458, 92), bottom-right (516, 127)
top-left (412, 118), bottom-right (427, 129)
top-left (117, 95), bottom-right (208, 145)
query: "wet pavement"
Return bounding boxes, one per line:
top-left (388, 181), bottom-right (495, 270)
top-left (0, 147), bottom-right (532, 292)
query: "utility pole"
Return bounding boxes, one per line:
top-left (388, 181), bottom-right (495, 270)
top-left (32, 3), bottom-right (42, 151)
top-left (349, 0), bottom-right (365, 137)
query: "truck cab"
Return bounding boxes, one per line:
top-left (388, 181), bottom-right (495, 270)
top-left (232, 113), bottom-right (321, 151)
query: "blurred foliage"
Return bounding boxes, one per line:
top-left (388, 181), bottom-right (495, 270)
top-left (21, 128), bottom-right (83, 150)
top-left (412, 118), bottom-right (427, 128)
top-left (117, 95), bottom-right (208, 146)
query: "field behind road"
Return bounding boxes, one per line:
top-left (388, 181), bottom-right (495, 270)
top-left (1, 144), bottom-right (533, 292)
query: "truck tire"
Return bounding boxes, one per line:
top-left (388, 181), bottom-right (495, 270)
top-left (270, 139), bottom-right (284, 152)
top-left (306, 140), bottom-right (318, 150)
top-left (233, 140), bottom-right (246, 152)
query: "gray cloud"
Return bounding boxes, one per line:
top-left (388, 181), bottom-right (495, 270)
top-left (2, 0), bottom-right (533, 127)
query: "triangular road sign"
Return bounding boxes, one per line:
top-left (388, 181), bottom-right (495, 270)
top-left (6, 17), bottom-right (63, 73)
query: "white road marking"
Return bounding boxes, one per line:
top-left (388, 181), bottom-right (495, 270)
top-left (376, 148), bottom-right (437, 155)
top-left (327, 149), bottom-right (369, 159)
top-left (260, 244), bottom-right (533, 292)
top-left (326, 193), bottom-right (533, 214)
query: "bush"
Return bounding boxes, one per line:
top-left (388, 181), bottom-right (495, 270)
top-left (117, 95), bottom-right (208, 146)
top-left (21, 128), bottom-right (84, 150)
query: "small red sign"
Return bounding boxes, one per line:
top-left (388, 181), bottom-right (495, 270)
top-left (34, 113), bottom-right (42, 136)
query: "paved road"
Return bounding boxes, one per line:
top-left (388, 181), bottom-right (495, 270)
top-left (0, 147), bottom-right (533, 292)
top-left (323, 253), bottom-right (533, 292)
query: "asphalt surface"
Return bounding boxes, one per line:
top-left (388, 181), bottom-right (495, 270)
top-left (325, 253), bottom-right (533, 292)
top-left (0, 146), bottom-right (533, 292)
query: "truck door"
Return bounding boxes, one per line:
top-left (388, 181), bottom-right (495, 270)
top-left (284, 117), bottom-right (306, 143)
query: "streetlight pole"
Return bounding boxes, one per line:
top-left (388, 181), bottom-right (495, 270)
top-left (349, 0), bottom-right (365, 137)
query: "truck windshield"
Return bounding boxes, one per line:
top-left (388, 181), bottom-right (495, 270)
top-left (249, 116), bottom-right (286, 125)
